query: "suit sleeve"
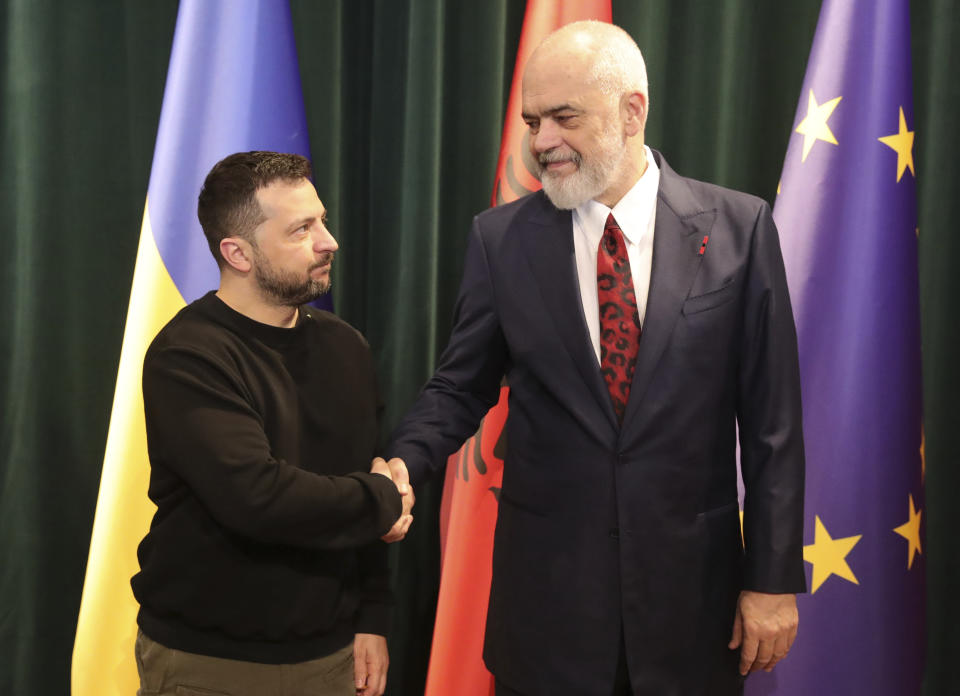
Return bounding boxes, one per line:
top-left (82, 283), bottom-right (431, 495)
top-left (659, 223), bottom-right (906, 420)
top-left (142, 344), bottom-right (402, 550)
top-left (386, 217), bottom-right (509, 484)
top-left (736, 201), bottom-right (807, 594)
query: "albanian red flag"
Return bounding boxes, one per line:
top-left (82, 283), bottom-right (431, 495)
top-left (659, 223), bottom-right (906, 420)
top-left (426, 2), bottom-right (613, 695)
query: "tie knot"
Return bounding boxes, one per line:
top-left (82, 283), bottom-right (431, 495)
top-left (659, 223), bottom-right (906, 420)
top-left (602, 213), bottom-right (624, 255)
top-left (605, 213), bottom-right (621, 233)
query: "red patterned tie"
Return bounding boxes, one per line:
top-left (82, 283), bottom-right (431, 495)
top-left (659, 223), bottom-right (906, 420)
top-left (597, 213), bottom-right (641, 423)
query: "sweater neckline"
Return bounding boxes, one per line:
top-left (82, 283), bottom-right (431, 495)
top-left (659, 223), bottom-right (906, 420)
top-left (199, 291), bottom-right (314, 346)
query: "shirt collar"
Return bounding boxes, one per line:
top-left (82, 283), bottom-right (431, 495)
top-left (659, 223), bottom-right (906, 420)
top-left (573, 145), bottom-right (660, 246)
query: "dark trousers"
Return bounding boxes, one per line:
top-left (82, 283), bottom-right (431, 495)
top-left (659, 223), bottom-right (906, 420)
top-left (494, 634), bottom-right (631, 696)
top-left (494, 640), bottom-right (746, 696)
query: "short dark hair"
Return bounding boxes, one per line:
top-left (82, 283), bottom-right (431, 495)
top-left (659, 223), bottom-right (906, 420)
top-left (197, 151), bottom-right (312, 266)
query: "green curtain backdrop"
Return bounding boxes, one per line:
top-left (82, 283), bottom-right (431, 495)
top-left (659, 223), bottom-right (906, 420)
top-left (1, 1), bottom-right (955, 694)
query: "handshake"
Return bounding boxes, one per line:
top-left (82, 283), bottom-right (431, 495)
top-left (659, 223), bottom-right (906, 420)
top-left (370, 457), bottom-right (415, 543)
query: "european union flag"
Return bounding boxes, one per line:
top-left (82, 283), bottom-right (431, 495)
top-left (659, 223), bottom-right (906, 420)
top-left (747, 0), bottom-right (924, 694)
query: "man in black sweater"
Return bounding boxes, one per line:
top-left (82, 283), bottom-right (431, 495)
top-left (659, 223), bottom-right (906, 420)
top-left (131, 151), bottom-right (413, 696)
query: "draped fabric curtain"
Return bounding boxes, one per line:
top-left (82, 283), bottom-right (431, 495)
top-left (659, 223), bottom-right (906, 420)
top-left (1, 1), bottom-right (956, 694)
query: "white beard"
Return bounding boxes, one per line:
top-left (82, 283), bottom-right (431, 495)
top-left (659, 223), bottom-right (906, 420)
top-left (536, 128), bottom-right (626, 210)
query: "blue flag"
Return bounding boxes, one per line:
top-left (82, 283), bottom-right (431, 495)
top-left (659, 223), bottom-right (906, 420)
top-left (746, 1), bottom-right (924, 694)
top-left (72, 2), bottom-right (316, 694)
top-left (150, 0), bottom-right (320, 305)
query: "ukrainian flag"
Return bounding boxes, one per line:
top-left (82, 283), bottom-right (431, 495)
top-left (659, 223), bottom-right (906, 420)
top-left (71, 2), bottom-right (314, 694)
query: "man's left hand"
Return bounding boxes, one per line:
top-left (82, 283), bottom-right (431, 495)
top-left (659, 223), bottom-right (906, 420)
top-left (354, 633), bottom-right (389, 695)
top-left (728, 591), bottom-right (798, 675)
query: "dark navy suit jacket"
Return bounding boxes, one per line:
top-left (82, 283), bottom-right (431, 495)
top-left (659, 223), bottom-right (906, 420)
top-left (388, 151), bottom-right (806, 696)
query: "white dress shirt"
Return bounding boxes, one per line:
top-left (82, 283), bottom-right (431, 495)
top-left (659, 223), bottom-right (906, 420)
top-left (572, 146), bottom-right (660, 364)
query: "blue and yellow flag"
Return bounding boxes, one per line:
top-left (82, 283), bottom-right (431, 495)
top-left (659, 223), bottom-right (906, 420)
top-left (747, 0), bottom-right (923, 693)
top-left (71, 2), bottom-right (313, 694)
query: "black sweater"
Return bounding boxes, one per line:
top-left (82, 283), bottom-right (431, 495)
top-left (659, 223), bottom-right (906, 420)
top-left (131, 292), bottom-right (401, 663)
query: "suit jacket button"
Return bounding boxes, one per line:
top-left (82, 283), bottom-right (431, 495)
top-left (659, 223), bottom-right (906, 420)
top-left (609, 528), bottom-right (620, 539)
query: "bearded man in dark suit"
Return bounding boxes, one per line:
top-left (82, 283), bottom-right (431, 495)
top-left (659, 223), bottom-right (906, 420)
top-left (387, 20), bottom-right (806, 696)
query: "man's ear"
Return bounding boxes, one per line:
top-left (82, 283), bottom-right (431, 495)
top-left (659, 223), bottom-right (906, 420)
top-left (623, 92), bottom-right (647, 136)
top-left (219, 237), bottom-right (253, 273)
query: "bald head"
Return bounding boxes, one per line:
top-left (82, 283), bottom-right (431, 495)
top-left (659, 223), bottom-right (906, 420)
top-left (520, 21), bottom-right (650, 209)
top-left (528, 20), bottom-right (649, 107)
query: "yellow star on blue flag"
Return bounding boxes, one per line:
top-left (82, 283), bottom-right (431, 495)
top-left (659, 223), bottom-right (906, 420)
top-left (892, 494), bottom-right (922, 569)
top-left (803, 515), bottom-right (861, 593)
top-left (795, 89), bottom-right (842, 162)
top-left (878, 106), bottom-right (915, 182)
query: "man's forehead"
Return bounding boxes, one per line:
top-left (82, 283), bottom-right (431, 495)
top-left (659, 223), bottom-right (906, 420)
top-left (525, 39), bottom-right (593, 78)
top-left (257, 177), bottom-right (314, 198)
top-left (523, 51), bottom-right (597, 95)
top-left (521, 100), bottom-right (583, 120)
top-left (257, 178), bottom-right (323, 216)
top-left (522, 73), bottom-right (600, 115)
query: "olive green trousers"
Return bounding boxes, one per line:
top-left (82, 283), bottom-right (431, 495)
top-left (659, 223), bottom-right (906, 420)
top-left (134, 629), bottom-right (355, 696)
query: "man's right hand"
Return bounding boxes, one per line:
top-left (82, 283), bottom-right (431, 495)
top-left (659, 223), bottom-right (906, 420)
top-left (370, 457), bottom-right (414, 543)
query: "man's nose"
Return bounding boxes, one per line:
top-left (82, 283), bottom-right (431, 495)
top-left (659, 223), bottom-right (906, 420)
top-left (532, 120), bottom-right (562, 153)
top-left (314, 226), bottom-right (339, 253)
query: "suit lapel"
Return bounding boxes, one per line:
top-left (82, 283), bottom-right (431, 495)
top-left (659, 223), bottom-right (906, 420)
top-left (516, 154), bottom-right (717, 442)
top-left (520, 194), bottom-right (619, 435)
top-left (621, 153), bottom-right (717, 433)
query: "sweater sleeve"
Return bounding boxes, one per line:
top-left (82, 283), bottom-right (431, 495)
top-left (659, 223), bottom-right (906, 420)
top-left (142, 341), bottom-right (402, 550)
top-left (353, 540), bottom-right (393, 636)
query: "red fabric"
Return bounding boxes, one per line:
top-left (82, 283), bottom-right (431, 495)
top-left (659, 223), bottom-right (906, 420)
top-left (490, 0), bottom-right (615, 206)
top-left (597, 214), bottom-right (641, 422)
top-left (427, 3), bottom-right (613, 695)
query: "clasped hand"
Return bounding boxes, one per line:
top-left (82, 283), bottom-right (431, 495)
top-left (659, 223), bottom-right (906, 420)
top-left (370, 457), bottom-right (415, 543)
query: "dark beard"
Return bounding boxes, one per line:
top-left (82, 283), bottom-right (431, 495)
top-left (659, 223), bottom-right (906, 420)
top-left (252, 250), bottom-right (333, 307)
